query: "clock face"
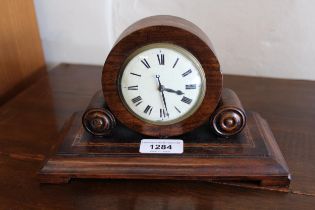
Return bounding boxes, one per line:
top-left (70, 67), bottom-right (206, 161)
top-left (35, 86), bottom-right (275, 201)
top-left (119, 43), bottom-right (206, 125)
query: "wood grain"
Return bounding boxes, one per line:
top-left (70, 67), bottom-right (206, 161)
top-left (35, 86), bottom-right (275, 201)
top-left (0, 0), bottom-right (45, 104)
top-left (1, 64), bottom-right (315, 209)
top-left (211, 88), bottom-right (247, 136)
top-left (81, 90), bottom-right (116, 136)
top-left (39, 110), bottom-right (290, 187)
top-left (102, 15), bottom-right (222, 137)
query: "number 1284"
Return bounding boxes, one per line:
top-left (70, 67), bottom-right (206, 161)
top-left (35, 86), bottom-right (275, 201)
top-left (150, 144), bottom-right (172, 150)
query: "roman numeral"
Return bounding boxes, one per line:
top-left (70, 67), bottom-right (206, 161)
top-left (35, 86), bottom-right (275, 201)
top-left (174, 106), bottom-right (181, 113)
top-left (130, 72), bottom-right (141, 77)
top-left (157, 54), bottom-right (165, 65)
top-left (160, 108), bottom-right (168, 118)
top-left (181, 96), bottom-right (192, 104)
top-left (141, 58), bottom-right (150, 69)
top-left (144, 105), bottom-right (153, 115)
top-left (185, 84), bottom-right (196, 89)
top-left (132, 96), bottom-right (142, 106)
top-left (172, 58), bottom-right (179, 68)
top-left (128, 85), bottom-right (138, 90)
top-left (182, 69), bottom-right (192, 77)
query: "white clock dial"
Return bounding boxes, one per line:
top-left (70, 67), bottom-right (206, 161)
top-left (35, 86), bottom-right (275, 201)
top-left (119, 43), bottom-right (206, 125)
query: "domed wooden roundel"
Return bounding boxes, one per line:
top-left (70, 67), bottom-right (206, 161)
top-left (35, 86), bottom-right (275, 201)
top-left (102, 15), bottom-right (222, 137)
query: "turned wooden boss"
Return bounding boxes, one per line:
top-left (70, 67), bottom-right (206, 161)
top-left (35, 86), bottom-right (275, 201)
top-left (102, 15), bottom-right (222, 137)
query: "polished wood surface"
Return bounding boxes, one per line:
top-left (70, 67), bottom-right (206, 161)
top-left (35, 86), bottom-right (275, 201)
top-left (1, 64), bottom-right (315, 209)
top-left (39, 109), bottom-right (289, 186)
top-left (102, 15), bottom-right (222, 137)
top-left (0, 0), bottom-right (45, 104)
top-left (211, 88), bottom-right (246, 137)
top-left (82, 90), bottom-right (116, 136)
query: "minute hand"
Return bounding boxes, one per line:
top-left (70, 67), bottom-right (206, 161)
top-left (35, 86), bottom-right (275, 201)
top-left (162, 87), bottom-right (184, 95)
top-left (155, 75), bottom-right (169, 117)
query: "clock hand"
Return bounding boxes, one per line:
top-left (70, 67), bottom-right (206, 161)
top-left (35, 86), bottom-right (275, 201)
top-left (161, 91), bottom-right (169, 117)
top-left (155, 75), bottom-right (162, 91)
top-left (162, 87), bottom-right (184, 95)
top-left (155, 75), bottom-right (169, 117)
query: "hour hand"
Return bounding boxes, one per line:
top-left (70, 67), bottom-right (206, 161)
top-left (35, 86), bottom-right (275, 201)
top-left (162, 87), bottom-right (184, 95)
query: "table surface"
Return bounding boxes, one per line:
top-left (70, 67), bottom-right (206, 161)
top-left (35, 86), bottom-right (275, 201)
top-left (1, 64), bottom-right (315, 210)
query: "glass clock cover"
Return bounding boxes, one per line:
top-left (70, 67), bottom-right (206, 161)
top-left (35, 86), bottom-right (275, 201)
top-left (119, 43), bottom-right (206, 125)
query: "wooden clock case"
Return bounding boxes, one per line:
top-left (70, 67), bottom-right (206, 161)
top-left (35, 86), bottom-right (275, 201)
top-left (102, 15), bottom-right (222, 137)
top-left (39, 16), bottom-right (290, 189)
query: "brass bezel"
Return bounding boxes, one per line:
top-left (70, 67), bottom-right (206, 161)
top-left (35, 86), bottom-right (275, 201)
top-left (117, 43), bottom-right (206, 126)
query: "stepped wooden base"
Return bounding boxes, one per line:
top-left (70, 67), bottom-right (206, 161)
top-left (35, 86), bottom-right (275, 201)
top-left (39, 111), bottom-right (290, 188)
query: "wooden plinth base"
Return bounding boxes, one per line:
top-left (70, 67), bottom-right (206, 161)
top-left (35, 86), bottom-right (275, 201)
top-left (39, 111), bottom-right (290, 188)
